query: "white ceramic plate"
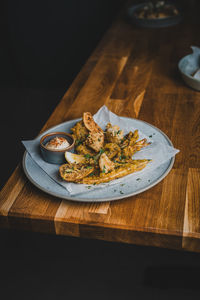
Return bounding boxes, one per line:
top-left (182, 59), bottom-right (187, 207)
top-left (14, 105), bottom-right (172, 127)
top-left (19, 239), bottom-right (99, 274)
top-left (23, 117), bottom-right (175, 202)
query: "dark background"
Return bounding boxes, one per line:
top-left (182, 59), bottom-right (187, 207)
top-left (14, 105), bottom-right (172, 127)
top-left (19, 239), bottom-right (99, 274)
top-left (0, 0), bottom-right (122, 189)
top-left (1, 0), bottom-right (200, 299)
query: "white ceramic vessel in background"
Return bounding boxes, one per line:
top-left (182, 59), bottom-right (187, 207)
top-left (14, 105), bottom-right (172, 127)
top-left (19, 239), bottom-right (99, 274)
top-left (178, 46), bottom-right (200, 91)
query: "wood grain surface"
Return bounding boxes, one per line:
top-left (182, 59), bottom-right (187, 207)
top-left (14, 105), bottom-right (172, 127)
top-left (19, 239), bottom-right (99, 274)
top-left (1, 1), bottom-right (200, 252)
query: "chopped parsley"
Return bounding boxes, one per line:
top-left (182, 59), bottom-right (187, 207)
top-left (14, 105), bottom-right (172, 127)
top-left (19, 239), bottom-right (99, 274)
top-left (75, 139), bottom-right (82, 146)
top-left (119, 154), bottom-right (126, 160)
top-left (84, 154), bottom-right (92, 159)
top-left (120, 191), bottom-right (124, 194)
top-left (102, 165), bottom-right (106, 173)
top-left (99, 148), bottom-right (105, 155)
top-left (136, 178), bottom-right (141, 181)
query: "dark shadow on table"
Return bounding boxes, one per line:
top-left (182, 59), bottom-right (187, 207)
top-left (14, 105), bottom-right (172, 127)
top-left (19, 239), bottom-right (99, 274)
top-left (1, 229), bottom-right (200, 299)
top-left (143, 266), bottom-right (200, 290)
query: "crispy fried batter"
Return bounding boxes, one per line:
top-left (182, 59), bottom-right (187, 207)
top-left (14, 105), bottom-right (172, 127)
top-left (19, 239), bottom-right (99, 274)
top-left (59, 163), bottom-right (94, 182)
top-left (71, 120), bottom-right (89, 143)
top-left (83, 112), bottom-right (104, 152)
top-left (99, 153), bottom-right (115, 174)
top-left (104, 143), bottom-right (121, 159)
top-left (121, 130), bottom-right (139, 148)
top-left (78, 160), bottom-right (150, 184)
top-left (83, 112), bottom-right (103, 133)
top-left (60, 113), bottom-right (151, 184)
top-left (76, 143), bottom-right (96, 156)
top-left (85, 131), bottom-right (104, 152)
top-left (105, 123), bottom-right (124, 144)
top-left (122, 138), bottom-right (150, 158)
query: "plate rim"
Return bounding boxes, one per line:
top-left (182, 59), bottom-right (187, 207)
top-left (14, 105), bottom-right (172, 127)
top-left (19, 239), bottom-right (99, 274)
top-left (22, 117), bottom-right (175, 202)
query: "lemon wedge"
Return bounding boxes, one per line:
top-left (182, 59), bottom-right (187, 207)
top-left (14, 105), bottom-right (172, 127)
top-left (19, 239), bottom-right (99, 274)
top-left (65, 152), bottom-right (86, 164)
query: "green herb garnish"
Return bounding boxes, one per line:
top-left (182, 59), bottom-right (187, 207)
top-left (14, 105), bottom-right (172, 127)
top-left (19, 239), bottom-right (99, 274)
top-left (119, 154), bottom-right (126, 160)
top-left (75, 139), bottom-right (82, 146)
top-left (84, 154), bottom-right (92, 159)
top-left (99, 148), bottom-right (105, 155)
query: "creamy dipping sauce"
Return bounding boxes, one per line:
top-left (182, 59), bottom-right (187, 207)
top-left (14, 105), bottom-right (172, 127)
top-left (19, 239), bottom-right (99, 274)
top-left (45, 136), bottom-right (70, 150)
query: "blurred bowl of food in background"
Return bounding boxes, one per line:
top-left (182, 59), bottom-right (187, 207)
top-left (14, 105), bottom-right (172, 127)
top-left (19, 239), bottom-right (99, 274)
top-left (127, 1), bottom-right (183, 28)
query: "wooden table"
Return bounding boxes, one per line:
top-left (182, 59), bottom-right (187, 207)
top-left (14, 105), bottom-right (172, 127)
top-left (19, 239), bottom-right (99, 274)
top-left (1, 2), bottom-right (200, 253)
